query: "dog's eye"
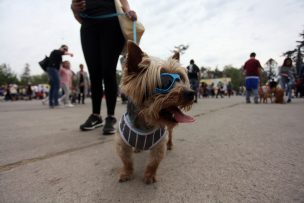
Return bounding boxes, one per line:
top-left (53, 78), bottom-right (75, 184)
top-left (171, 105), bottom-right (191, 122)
top-left (160, 76), bottom-right (173, 89)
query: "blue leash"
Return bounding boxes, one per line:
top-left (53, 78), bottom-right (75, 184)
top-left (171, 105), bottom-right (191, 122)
top-left (80, 12), bottom-right (137, 43)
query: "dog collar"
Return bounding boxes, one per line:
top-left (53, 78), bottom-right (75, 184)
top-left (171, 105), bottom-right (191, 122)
top-left (119, 113), bottom-right (166, 150)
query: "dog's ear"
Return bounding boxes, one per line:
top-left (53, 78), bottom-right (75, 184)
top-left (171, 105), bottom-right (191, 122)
top-left (126, 41), bottom-right (144, 73)
top-left (172, 52), bottom-right (180, 61)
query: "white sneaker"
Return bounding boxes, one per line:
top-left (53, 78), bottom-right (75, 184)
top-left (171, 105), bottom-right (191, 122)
top-left (65, 104), bottom-right (74, 107)
top-left (58, 98), bottom-right (65, 105)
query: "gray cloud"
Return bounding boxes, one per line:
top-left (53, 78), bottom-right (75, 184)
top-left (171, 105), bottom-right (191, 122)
top-left (0, 0), bottom-right (303, 76)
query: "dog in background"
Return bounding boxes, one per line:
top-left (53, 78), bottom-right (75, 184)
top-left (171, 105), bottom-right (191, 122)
top-left (258, 85), bottom-right (272, 103)
top-left (272, 87), bottom-right (285, 104)
top-left (116, 41), bottom-right (195, 184)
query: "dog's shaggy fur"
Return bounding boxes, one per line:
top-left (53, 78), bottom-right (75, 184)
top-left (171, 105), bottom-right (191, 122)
top-left (116, 41), bottom-right (194, 184)
top-left (273, 87), bottom-right (285, 104)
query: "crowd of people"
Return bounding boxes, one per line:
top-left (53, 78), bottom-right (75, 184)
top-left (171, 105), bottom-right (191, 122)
top-left (1, 49), bottom-right (91, 108)
top-left (185, 53), bottom-right (304, 104)
top-left (185, 59), bottom-right (247, 101)
top-left (0, 83), bottom-right (48, 101)
top-left (3, 54), bottom-right (302, 106)
top-left (198, 81), bottom-right (241, 99)
top-left (243, 52), bottom-right (304, 103)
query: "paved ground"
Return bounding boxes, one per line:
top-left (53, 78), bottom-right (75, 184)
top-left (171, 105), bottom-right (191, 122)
top-left (0, 96), bottom-right (304, 203)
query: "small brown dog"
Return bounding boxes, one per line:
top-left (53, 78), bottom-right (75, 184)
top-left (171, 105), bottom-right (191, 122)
top-left (258, 85), bottom-right (272, 103)
top-left (273, 87), bottom-right (285, 104)
top-left (116, 41), bottom-right (195, 184)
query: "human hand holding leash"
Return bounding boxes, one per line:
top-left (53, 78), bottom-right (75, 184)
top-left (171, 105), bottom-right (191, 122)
top-left (120, 0), bottom-right (137, 21)
top-left (126, 10), bottom-right (137, 21)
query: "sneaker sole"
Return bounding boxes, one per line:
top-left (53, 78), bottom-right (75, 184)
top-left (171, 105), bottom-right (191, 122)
top-left (80, 123), bottom-right (103, 131)
top-left (103, 129), bottom-right (116, 135)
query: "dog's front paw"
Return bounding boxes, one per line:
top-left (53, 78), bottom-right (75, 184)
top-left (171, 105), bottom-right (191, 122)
top-left (143, 174), bottom-right (156, 184)
top-left (119, 173), bottom-right (132, 183)
top-left (167, 143), bottom-right (173, 150)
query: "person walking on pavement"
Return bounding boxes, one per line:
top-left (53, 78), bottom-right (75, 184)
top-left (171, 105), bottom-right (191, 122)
top-left (47, 45), bottom-right (73, 108)
top-left (76, 64), bottom-right (90, 104)
top-left (186, 59), bottom-right (200, 103)
top-left (26, 83), bottom-right (33, 100)
top-left (279, 57), bottom-right (296, 103)
top-left (216, 81), bottom-right (224, 98)
top-left (59, 61), bottom-right (74, 107)
top-left (71, 0), bottom-right (137, 134)
top-left (227, 81), bottom-right (233, 98)
top-left (243, 52), bottom-right (262, 104)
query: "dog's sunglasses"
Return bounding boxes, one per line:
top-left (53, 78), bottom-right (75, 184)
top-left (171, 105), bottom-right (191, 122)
top-left (155, 73), bottom-right (181, 94)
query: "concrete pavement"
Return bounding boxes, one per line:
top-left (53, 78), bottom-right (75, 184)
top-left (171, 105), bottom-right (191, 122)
top-left (0, 97), bottom-right (304, 202)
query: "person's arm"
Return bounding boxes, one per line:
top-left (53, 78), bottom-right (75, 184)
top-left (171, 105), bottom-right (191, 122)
top-left (56, 49), bottom-right (73, 57)
top-left (63, 50), bottom-right (74, 57)
top-left (258, 61), bottom-right (264, 71)
top-left (71, 0), bottom-right (86, 24)
top-left (257, 60), bottom-right (263, 76)
top-left (120, 0), bottom-right (137, 21)
top-left (65, 52), bottom-right (74, 57)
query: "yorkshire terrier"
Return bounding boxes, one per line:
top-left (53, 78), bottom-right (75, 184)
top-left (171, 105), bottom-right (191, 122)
top-left (116, 41), bottom-right (195, 184)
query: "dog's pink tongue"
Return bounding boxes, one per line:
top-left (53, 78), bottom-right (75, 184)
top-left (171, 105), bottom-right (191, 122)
top-left (170, 108), bottom-right (195, 123)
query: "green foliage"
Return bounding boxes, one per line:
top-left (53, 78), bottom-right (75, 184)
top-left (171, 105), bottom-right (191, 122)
top-left (200, 66), bottom-right (207, 73)
top-left (222, 65), bottom-right (244, 90)
top-left (214, 67), bottom-right (223, 78)
top-left (31, 73), bottom-right (49, 84)
top-left (0, 63), bottom-right (19, 86)
top-left (20, 63), bottom-right (31, 85)
top-left (204, 68), bottom-right (223, 79)
top-left (0, 63), bottom-right (49, 86)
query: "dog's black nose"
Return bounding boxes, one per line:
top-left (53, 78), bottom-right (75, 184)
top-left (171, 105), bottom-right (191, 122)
top-left (183, 90), bottom-right (195, 101)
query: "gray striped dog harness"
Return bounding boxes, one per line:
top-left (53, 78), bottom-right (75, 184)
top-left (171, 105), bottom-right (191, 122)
top-left (119, 113), bottom-right (166, 150)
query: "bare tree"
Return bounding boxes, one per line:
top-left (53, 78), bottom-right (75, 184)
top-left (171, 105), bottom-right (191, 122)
top-left (172, 44), bottom-right (189, 54)
top-left (20, 63), bottom-right (31, 85)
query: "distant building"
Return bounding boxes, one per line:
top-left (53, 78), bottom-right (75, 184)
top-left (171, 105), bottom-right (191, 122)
top-left (200, 77), bottom-right (231, 86)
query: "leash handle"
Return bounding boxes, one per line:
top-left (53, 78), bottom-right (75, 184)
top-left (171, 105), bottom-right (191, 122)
top-left (80, 12), bottom-right (137, 44)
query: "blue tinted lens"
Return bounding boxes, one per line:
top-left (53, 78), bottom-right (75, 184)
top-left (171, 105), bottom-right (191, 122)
top-left (160, 75), bottom-right (173, 89)
top-left (155, 73), bottom-right (181, 94)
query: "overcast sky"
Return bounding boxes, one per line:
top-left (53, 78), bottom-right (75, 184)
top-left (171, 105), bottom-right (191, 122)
top-left (1, 0), bottom-right (304, 76)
